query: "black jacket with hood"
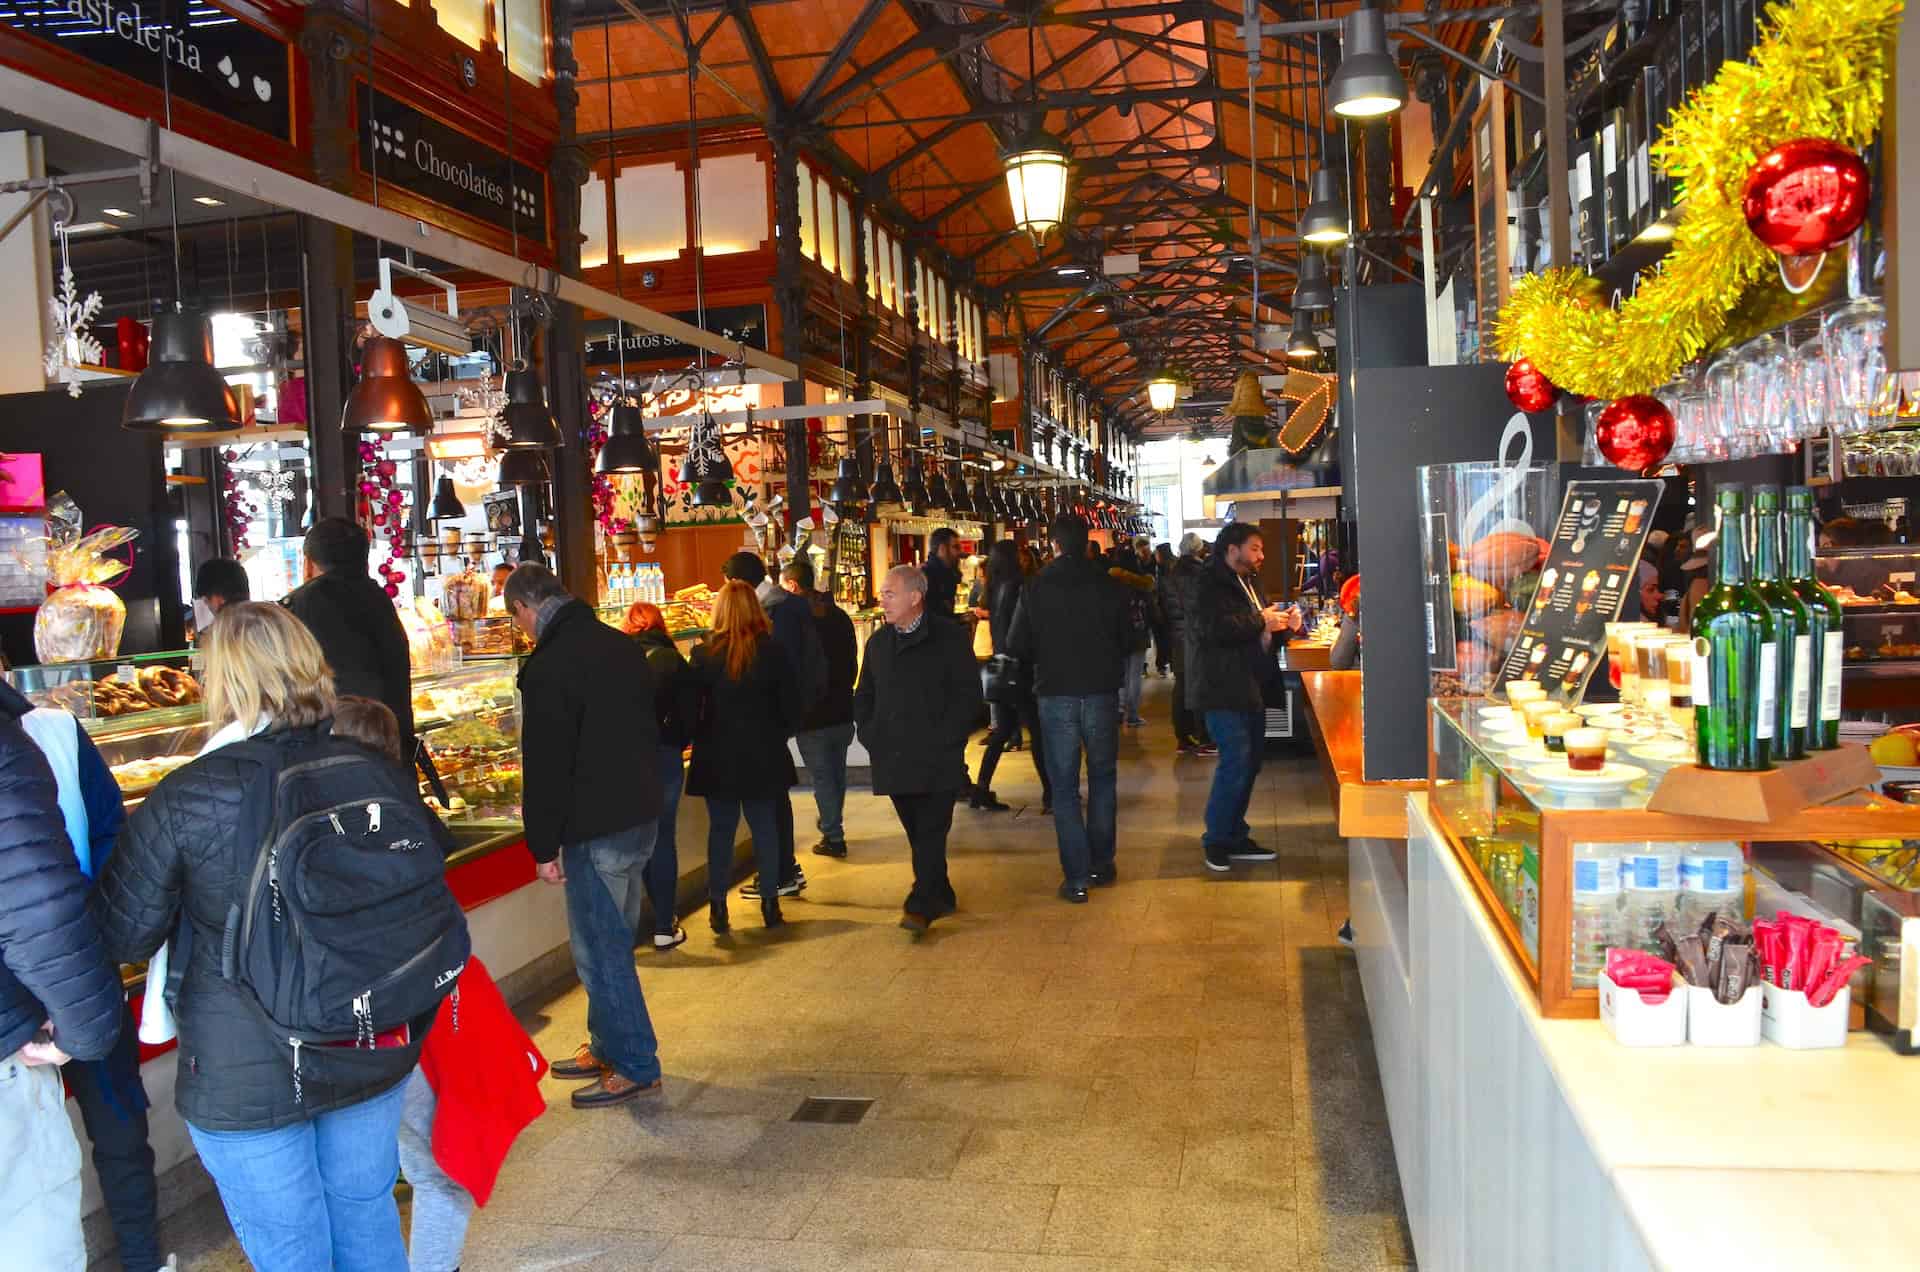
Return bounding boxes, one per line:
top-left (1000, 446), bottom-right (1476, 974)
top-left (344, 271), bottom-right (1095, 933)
top-left (1005, 555), bottom-right (1132, 698)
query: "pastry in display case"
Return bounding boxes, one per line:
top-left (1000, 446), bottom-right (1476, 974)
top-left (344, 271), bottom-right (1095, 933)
top-left (414, 658), bottom-right (523, 832)
top-left (1816, 546), bottom-right (1920, 665)
top-left (11, 650), bottom-right (205, 734)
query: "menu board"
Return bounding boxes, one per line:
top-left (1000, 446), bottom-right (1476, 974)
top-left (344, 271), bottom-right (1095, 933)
top-left (1495, 479), bottom-right (1664, 702)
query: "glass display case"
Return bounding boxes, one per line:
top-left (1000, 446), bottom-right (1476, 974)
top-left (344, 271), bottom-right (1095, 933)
top-left (1817, 545), bottom-right (1920, 667)
top-left (8, 651), bottom-right (211, 801)
top-left (413, 658), bottom-right (523, 837)
top-left (1428, 697), bottom-right (1920, 1017)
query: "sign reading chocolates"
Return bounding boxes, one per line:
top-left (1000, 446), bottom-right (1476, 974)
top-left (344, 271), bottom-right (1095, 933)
top-left (1495, 478), bottom-right (1665, 703)
top-left (582, 306), bottom-right (767, 368)
top-left (1, 0), bottom-right (293, 141)
top-left (355, 83), bottom-right (548, 244)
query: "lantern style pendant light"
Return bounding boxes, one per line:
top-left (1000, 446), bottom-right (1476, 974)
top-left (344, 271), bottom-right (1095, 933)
top-left (1147, 372), bottom-right (1179, 413)
top-left (596, 401), bottom-right (657, 474)
top-left (1286, 309), bottom-right (1323, 362)
top-left (1328, 7), bottom-right (1407, 119)
top-left (499, 366), bottom-right (561, 449)
top-left (123, 309), bottom-right (239, 432)
top-left (429, 475), bottom-right (466, 520)
top-left (341, 336), bottom-right (432, 435)
top-left (1292, 251), bottom-right (1334, 311)
top-left (1300, 169), bottom-right (1350, 246)
top-left (1003, 131), bottom-right (1070, 243)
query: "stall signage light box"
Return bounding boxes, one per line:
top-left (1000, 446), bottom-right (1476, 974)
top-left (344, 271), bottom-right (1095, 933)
top-left (355, 83), bottom-right (548, 244)
top-left (583, 306), bottom-right (767, 368)
top-left (0, 0), bottom-right (294, 141)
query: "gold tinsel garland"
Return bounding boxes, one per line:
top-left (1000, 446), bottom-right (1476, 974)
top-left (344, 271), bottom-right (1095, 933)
top-left (1494, 0), bottom-right (1902, 399)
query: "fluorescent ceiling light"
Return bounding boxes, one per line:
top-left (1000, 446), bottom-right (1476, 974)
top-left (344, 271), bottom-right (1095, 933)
top-left (192, 195), bottom-right (225, 207)
top-left (1056, 266), bottom-right (1086, 276)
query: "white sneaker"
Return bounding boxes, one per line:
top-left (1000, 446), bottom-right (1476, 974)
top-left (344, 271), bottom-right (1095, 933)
top-left (157, 1257), bottom-right (179, 1272)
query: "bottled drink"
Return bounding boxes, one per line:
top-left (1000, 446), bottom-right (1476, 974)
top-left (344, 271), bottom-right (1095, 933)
top-left (1571, 842), bottom-right (1623, 988)
top-left (1784, 486), bottom-right (1844, 750)
top-left (1691, 486), bottom-right (1776, 770)
top-left (1677, 842), bottom-right (1745, 933)
top-left (1620, 843), bottom-right (1681, 955)
top-left (1750, 486), bottom-right (1812, 760)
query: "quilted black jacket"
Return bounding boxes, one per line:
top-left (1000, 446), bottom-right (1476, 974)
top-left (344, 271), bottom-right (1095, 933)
top-left (0, 681), bottom-right (121, 1062)
top-left (95, 726), bottom-right (409, 1131)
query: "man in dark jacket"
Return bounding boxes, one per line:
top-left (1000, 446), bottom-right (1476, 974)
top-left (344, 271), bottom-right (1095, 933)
top-left (1162, 533), bottom-right (1214, 754)
top-left (1187, 523), bottom-right (1301, 873)
top-left (854, 564), bottom-right (982, 933)
top-left (1007, 514), bottom-right (1132, 903)
top-left (0, 682), bottom-right (122, 1266)
top-left (506, 564), bottom-right (665, 1109)
top-left (924, 527), bottom-right (962, 619)
top-left (284, 518), bottom-right (414, 750)
top-left (783, 559), bottom-right (859, 859)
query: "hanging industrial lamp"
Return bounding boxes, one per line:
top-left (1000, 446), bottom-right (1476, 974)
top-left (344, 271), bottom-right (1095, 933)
top-left (869, 457), bottom-right (903, 506)
top-left (828, 455), bottom-right (869, 508)
top-left (925, 460), bottom-right (953, 513)
top-left (429, 475), bottom-right (466, 521)
top-left (1300, 169), bottom-right (1351, 246)
top-left (497, 448), bottom-right (550, 487)
top-left (122, 309), bottom-right (239, 432)
top-left (1292, 251), bottom-right (1335, 311)
top-left (341, 336), bottom-right (432, 435)
top-left (1286, 309), bottom-right (1323, 362)
top-left (596, 401), bottom-right (656, 474)
top-left (900, 454), bottom-right (930, 513)
top-left (685, 412), bottom-right (734, 508)
top-left (499, 365), bottom-right (561, 449)
top-left (1328, 7), bottom-right (1407, 119)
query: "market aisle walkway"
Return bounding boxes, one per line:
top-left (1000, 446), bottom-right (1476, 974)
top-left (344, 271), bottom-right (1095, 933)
top-left (145, 676), bottom-right (1415, 1271)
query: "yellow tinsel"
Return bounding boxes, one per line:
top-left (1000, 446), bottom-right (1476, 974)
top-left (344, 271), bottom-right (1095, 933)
top-left (1495, 0), bottom-right (1902, 399)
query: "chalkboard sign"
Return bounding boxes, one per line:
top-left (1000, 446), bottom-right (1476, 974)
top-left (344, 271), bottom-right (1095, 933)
top-left (356, 83), bottom-right (548, 245)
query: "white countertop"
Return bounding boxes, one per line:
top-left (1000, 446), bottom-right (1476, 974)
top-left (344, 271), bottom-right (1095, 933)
top-left (1415, 793), bottom-right (1920, 1268)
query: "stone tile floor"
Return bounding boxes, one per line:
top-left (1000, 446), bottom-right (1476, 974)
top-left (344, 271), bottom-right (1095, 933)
top-left (139, 677), bottom-right (1415, 1270)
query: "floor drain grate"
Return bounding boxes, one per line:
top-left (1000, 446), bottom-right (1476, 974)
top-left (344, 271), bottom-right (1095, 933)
top-left (790, 1096), bottom-right (875, 1125)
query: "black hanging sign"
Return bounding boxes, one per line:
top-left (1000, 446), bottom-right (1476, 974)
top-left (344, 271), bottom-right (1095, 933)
top-left (1495, 478), bottom-right (1665, 703)
top-left (582, 305), bottom-right (767, 368)
top-left (1, 0), bottom-right (294, 142)
top-left (355, 82), bottom-right (548, 245)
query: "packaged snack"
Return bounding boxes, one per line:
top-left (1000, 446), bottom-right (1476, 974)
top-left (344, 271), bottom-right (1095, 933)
top-left (1808, 955), bottom-right (1872, 1008)
top-left (30, 493), bottom-right (137, 663)
top-left (1715, 936), bottom-right (1755, 1004)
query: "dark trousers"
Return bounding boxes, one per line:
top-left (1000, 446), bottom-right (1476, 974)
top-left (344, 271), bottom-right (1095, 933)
top-left (1037, 693), bottom-right (1120, 886)
top-left (65, 1000), bottom-right (160, 1270)
top-left (1170, 645), bottom-right (1209, 748)
top-left (1151, 619), bottom-right (1173, 672)
top-left (975, 693), bottom-right (1050, 802)
top-left (775, 790), bottom-right (799, 883)
top-left (707, 796), bottom-right (782, 911)
top-left (890, 791), bottom-right (958, 916)
top-left (641, 742), bottom-right (685, 936)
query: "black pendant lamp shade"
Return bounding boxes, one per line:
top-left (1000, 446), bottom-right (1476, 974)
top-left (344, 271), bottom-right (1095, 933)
top-left (970, 473), bottom-right (994, 521)
top-left (497, 448), bottom-right (550, 487)
top-left (869, 458), bottom-right (903, 506)
top-left (947, 465), bottom-right (974, 516)
top-left (685, 413), bottom-right (734, 508)
top-left (499, 367), bottom-right (561, 450)
top-left (1329, 6), bottom-right (1407, 119)
top-left (1300, 168), bottom-right (1350, 246)
top-left (925, 462), bottom-right (953, 513)
top-left (123, 309), bottom-right (239, 433)
top-left (430, 475), bottom-right (466, 521)
top-left (597, 402), bottom-right (657, 475)
top-left (690, 479), bottom-right (732, 508)
top-left (1293, 251), bottom-right (1334, 312)
top-left (900, 455), bottom-right (930, 512)
top-left (828, 456), bottom-right (869, 508)
top-left (342, 336), bottom-right (432, 435)
top-left (1286, 309), bottom-right (1322, 362)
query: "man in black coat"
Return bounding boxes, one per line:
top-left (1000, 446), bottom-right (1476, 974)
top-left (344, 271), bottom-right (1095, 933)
top-left (1007, 514), bottom-right (1133, 903)
top-left (783, 559), bottom-right (860, 859)
top-left (0, 683), bottom-right (123, 1266)
top-left (506, 564), bottom-right (665, 1109)
top-left (284, 518), bottom-right (414, 751)
top-left (1162, 533), bottom-right (1214, 754)
top-left (1186, 523), bottom-right (1301, 873)
top-left (923, 526), bottom-right (962, 620)
top-left (854, 564), bottom-right (983, 933)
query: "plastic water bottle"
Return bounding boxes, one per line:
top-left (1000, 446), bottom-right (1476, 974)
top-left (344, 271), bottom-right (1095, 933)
top-left (1620, 843), bottom-right (1681, 956)
top-left (650, 563), bottom-right (665, 604)
top-left (1677, 842), bottom-right (1745, 933)
top-left (1570, 842), bottom-right (1622, 989)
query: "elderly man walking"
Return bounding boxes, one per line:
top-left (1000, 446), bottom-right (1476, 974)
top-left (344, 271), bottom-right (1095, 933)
top-left (854, 564), bottom-right (982, 933)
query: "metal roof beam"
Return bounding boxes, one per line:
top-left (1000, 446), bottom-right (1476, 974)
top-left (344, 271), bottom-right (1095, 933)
top-left (794, 0), bottom-right (895, 115)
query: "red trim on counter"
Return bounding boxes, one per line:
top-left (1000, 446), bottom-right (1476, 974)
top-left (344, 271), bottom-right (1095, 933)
top-left (446, 837), bottom-right (536, 910)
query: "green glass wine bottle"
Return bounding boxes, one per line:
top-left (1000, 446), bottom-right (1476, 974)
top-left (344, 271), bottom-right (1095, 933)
top-left (1784, 485), bottom-right (1844, 750)
top-left (1750, 486), bottom-right (1812, 760)
top-left (1692, 485), bottom-right (1776, 770)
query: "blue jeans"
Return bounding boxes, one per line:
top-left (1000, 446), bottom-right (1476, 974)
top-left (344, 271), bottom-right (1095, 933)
top-left (561, 826), bottom-right (664, 1085)
top-left (1037, 694), bottom-right (1119, 886)
top-left (796, 721), bottom-right (856, 841)
top-left (1202, 709), bottom-right (1267, 848)
top-left (642, 744), bottom-right (685, 936)
top-left (186, 1079), bottom-right (408, 1272)
top-left (705, 797), bottom-right (781, 904)
top-left (1120, 655), bottom-right (1145, 724)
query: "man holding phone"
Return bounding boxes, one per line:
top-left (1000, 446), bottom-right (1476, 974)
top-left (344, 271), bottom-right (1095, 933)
top-left (1186, 523), bottom-right (1302, 873)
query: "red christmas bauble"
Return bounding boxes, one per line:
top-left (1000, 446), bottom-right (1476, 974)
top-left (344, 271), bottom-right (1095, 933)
top-left (1505, 358), bottom-right (1560, 413)
top-left (384, 582), bottom-right (399, 598)
top-left (1596, 395), bottom-right (1676, 473)
top-left (1742, 138), bottom-right (1871, 257)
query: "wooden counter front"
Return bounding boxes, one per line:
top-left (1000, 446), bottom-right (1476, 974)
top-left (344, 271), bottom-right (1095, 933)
top-left (1299, 670), bottom-right (1421, 839)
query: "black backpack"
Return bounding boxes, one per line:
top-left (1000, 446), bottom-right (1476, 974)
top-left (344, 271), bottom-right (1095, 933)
top-left (220, 732), bottom-right (470, 1102)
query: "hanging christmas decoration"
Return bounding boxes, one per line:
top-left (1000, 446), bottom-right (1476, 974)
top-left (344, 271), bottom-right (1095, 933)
top-left (1595, 395), bottom-right (1677, 473)
top-left (243, 467), bottom-right (299, 508)
top-left (358, 439), bottom-right (411, 597)
top-left (43, 220), bottom-right (103, 399)
top-left (1496, 0), bottom-right (1899, 398)
top-left (1504, 358), bottom-right (1561, 413)
top-left (220, 449), bottom-right (255, 553)
top-left (584, 391), bottom-right (633, 538)
top-left (1740, 136), bottom-right (1871, 256)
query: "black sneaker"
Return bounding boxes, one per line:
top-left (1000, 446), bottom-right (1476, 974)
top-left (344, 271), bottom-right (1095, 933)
top-left (1228, 840), bottom-right (1277, 862)
top-left (1089, 866), bottom-right (1118, 887)
top-left (741, 870), bottom-right (806, 900)
top-left (812, 838), bottom-right (848, 858)
top-left (1337, 918), bottom-right (1355, 949)
top-left (969, 790), bottom-right (1011, 812)
top-left (1203, 842), bottom-right (1233, 873)
top-left (1057, 881), bottom-right (1090, 904)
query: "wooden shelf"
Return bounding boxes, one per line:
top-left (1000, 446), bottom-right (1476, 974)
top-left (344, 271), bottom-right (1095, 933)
top-left (162, 424), bottom-right (309, 448)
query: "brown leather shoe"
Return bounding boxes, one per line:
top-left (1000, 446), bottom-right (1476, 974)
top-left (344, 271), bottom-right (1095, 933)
top-left (571, 1071), bottom-right (663, 1108)
top-left (548, 1042), bottom-right (604, 1081)
top-left (899, 910), bottom-right (930, 934)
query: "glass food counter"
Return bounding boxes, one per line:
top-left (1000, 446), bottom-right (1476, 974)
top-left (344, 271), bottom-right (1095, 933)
top-left (1428, 697), bottom-right (1920, 1019)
